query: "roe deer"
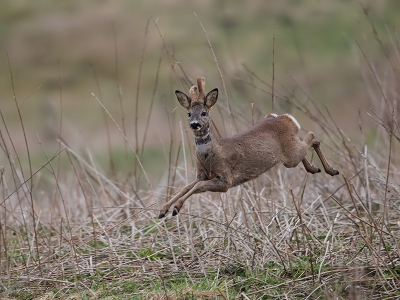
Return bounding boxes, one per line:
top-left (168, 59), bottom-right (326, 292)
top-left (158, 77), bottom-right (339, 218)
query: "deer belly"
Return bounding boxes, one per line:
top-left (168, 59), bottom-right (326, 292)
top-left (230, 154), bottom-right (279, 186)
top-left (231, 170), bottom-right (263, 187)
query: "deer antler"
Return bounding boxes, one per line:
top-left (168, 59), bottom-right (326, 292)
top-left (197, 77), bottom-right (206, 101)
top-left (188, 85), bottom-right (199, 103)
top-left (187, 77), bottom-right (206, 104)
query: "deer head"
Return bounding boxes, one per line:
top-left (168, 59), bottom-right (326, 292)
top-left (175, 77), bottom-right (218, 137)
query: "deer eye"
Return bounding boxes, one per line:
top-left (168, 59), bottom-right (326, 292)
top-left (201, 112), bottom-right (207, 116)
top-left (188, 113), bottom-right (191, 117)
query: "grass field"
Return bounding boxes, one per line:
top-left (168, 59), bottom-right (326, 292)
top-left (1, 1), bottom-right (400, 299)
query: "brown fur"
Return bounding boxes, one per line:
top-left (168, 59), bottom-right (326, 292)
top-left (158, 77), bottom-right (339, 218)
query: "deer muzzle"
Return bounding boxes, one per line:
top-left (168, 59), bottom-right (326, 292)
top-left (190, 121), bottom-right (201, 131)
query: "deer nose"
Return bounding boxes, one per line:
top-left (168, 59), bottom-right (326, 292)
top-left (190, 121), bottom-right (201, 130)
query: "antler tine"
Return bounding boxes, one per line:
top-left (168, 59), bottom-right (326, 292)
top-left (197, 77), bottom-right (206, 101)
top-left (188, 85), bottom-right (199, 103)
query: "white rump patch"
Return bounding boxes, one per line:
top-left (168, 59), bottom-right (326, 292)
top-left (265, 113), bottom-right (278, 119)
top-left (285, 114), bottom-right (301, 129)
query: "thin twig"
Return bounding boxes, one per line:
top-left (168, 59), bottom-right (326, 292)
top-left (193, 11), bottom-right (236, 135)
top-left (271, 19), bottom-right (276, 114)
top-left (134, 19), bottom-right (150, 186)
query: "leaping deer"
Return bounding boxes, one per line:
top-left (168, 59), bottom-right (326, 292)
top-left (158, 77), bottom-right (339, 218)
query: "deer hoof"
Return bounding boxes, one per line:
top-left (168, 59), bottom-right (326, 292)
top-left (172, 208), bottom-right (179, 216)
top-left (317, 168), bottom-right (321, 173)
top-left (328, 169), bottom-right (340, 176)
top-left (158, 213), bottom-right (166, 219)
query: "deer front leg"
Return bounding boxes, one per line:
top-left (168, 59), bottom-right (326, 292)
top-left (158, 180), bottom-right (200, 219)
top-left (172, 178), bottom-right (230, 216)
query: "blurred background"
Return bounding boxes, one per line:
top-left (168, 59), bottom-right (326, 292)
top-left (1, 0), bottom-right (399, 186)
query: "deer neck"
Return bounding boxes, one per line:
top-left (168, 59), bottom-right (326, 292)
top-left (194, 125), bottom-right (218, 154)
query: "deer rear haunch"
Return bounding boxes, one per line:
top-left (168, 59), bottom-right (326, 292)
top-left (158, 77), bottom-right (339, 219)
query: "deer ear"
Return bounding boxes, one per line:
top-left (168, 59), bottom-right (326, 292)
top-left (205, 88), bottom-right (218, 108)
top-left (175, 90), bottom-right (190, 109)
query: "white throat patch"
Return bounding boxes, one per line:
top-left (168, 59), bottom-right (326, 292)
top-left (196, 141), bottom-right (212, 154)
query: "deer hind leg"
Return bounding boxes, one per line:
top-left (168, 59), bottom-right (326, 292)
top-left (303, 132), bottom-right (339, 176)
top-left (172, 178), bottom-right (230, 216)
top-left (302, 157), bottom-right (321, 174)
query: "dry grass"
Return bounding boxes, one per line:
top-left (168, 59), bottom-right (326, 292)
top-left (1, 5), bottom-right (400, 299)
top-left (1, 79), bottom-right (399, 299)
